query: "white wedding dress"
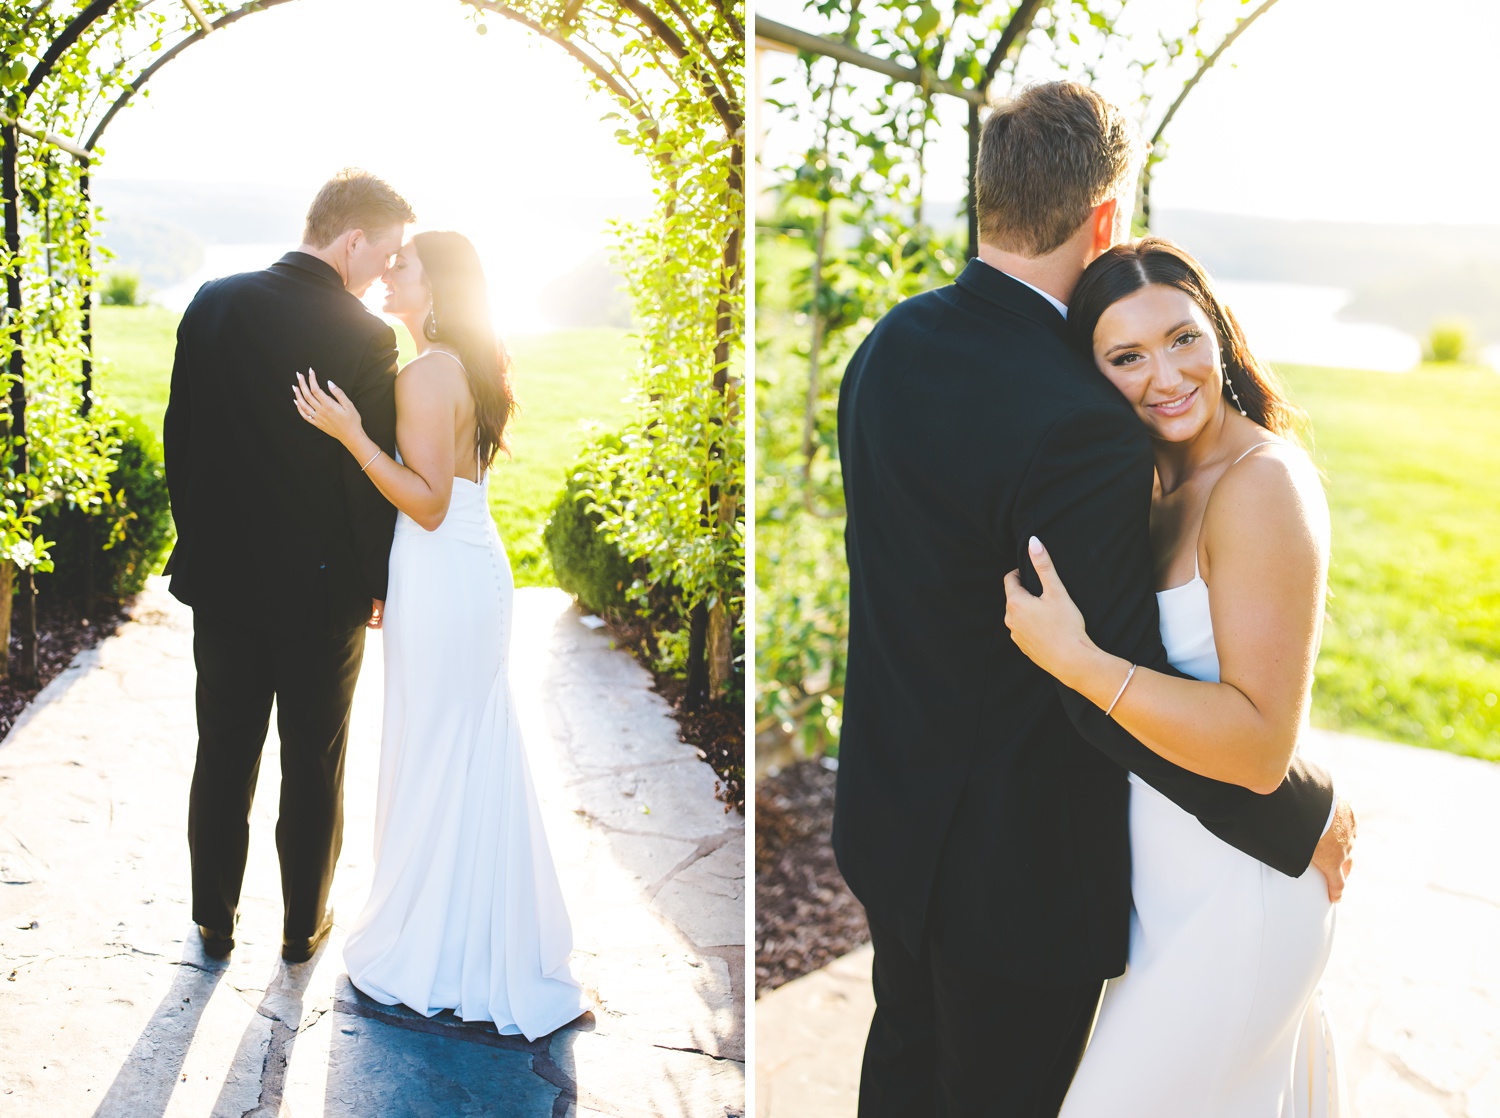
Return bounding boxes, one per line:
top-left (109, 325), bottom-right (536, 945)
top-left (1059, 553), bottom-right (1346, 1117)
top-left (343, 439), bottom-right (586, 1041)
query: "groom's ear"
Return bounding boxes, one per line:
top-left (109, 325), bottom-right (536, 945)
top-left (1089, 198), bottom-right (1119, 254)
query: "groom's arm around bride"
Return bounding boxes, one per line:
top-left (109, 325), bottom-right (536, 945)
top-left (1011, 402), bottom-right (1335, 877)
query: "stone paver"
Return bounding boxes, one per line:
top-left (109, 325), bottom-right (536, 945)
top-left (755, 729), bottom-right (1500, 1118)
top-left (0, 579), bottom-right (744, 1116)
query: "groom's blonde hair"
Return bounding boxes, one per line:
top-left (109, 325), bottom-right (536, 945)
top-left (302, 168), bottom-right (415, 249)
top-left (975, 82), bottom-right (1146, 257)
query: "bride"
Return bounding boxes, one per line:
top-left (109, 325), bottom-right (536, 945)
top-left (292, 230), bottom-right (586, 1040)
top-left (1003, 238), bottom-right (1354, 1116)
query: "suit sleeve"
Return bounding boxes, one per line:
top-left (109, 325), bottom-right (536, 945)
top-left (341, 326), bottom-right (400, 601)
top-left (162, 301), bottom-right (195, 539)
top-left (1013, 403), bottom-right (1334, 877)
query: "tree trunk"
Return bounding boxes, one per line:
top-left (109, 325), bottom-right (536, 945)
top-left (2, 123), bottom-right (34, 684)
top-left (700, 140), bottom-right (744, 704)
top-left (81, 171), bottom-right (94, 412)
top-left (81, 514), bottom-right (94, 620)
top-left (0, 562), bottom-right (13, 679)
top-left (17, 568), bottom-right (36, 683)
top-left (684, 599), bottom-right (710, 712)
top-left (707, 600), bottom-right (733, 697)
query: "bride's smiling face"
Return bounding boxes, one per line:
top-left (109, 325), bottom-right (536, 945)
top-left (381, 241), bottom-right (429, 318)
top-left (1091, 284), bottom-right (1224, 443)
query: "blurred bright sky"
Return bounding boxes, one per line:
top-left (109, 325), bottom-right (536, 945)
top-left (93, 0), bottom-right (656, 331)
top-left (755, 0), bottom-right (1500, 225)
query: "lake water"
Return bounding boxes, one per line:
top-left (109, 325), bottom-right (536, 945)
top-left (1214, 280), bottom-right (1421, 373)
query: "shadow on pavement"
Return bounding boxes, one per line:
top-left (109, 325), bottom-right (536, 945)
top-left (207, 954), bottom-right (315, 1117)
top-left (89, 939), bottom-right (227, 1118)
top-left (323, 979), bottom-right (592, 1115)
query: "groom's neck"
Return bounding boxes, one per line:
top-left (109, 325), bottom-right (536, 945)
top-left (295, 242), bottom-right (351, 290)
top-left (976, 242), bottom-right (1087, 309)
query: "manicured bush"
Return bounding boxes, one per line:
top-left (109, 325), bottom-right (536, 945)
top-left (543, 434), bottom-right (636, 619)
top-left (1425, 318), bottom-right (1473, 364)
top-left (33, 414), bottom-right (174, 607)
top-left (99, 270), bottom-right (142, 307)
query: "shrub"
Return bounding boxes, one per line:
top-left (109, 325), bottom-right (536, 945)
top-left (1425, 318), bottom-right (1473, 364)
top-left (33, 415), bottom-right (174, 607)
top-left (543, 433), bottom-right (636, 619)
top-left (654, 624), bottom-right (693, 679)
top-left (99, 270), bottom-right (142, 307)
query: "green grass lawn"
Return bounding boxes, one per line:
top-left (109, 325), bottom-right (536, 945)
top-left (89, 305), bottom-right (181, 432)
top-left (91, 306), bottom-right (638, 587)
top-left (1281, 363), bottom-right (1500, 760)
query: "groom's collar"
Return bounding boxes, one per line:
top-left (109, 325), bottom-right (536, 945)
top-left (274, 250), bottom-right (346, 291)
top-left (955, 257), bottom-right (1070, 340)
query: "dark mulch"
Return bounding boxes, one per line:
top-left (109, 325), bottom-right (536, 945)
top-left (0, 599), bottom-right (129, 741)
top-left (601, 613), bottom-right (745, 815)
top-left (755, 758), bottom-right (869, 996)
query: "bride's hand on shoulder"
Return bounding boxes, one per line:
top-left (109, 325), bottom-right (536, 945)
top-left (1003, 536), bottom-right (1097, 687)
top-left (293, 369), bottom-right (365, 448)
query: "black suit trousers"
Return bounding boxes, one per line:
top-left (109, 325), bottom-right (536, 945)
top-left (860, 909), bottom-right (1103, 1118)
top-left (187, 610), bottom-right (365, 940)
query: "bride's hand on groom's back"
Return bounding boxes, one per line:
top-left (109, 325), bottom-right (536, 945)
top-left (1003, 536), bottom-right (1097, 688)
top-left (293, 369), bottom-right (365, 449)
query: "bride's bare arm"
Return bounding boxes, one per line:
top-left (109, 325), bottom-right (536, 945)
top-left (294, 356), bottom-right (461, 531)
top-left (1004, 448), bottom-right (1330, 795)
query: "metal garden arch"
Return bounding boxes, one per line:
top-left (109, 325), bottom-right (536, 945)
top-left (1, 0), bottom-right (744, 689)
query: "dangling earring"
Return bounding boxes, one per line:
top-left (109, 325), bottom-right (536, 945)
top-left (423, 304), bottom-right (439, 341)
top-left (1223, 363), bottom-right (1248, 417)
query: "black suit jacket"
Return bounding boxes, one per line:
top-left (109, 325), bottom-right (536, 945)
top-left (832, 259), bottom-right (1334, 986)
top-left (163, 252), bottom-right (399, 634)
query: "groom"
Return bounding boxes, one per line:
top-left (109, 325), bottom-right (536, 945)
top-left (163, 169), bottom-right (414, 963)
top-left (834, 82), bottom-right (1356, 1115)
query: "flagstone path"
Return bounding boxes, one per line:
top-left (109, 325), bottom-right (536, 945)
top-left (756, 729), bottom-right (1500, 1118)
top-left (0, 579), bottom-right (745, 1117)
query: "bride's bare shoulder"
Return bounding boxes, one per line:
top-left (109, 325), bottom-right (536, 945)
top-left (1205, 437), bottom-right (1329, 560)
top-left (395, 351), bottom-right (467, 402)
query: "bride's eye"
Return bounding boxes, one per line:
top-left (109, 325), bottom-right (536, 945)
top-left (1174, 330), bottom-right (1201, 347)
top-left (1110, 352), bottom-right (1143, 367)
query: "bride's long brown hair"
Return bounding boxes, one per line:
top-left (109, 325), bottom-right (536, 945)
top-left (413, 230), bottom-right (516, 467)
top-left (1067, 237), bottom-right (1307, 444)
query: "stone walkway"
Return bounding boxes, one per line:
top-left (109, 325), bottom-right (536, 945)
top-left (0, 580), bottom-right (744, 1117)
top-left (756, 729), bottom-right (1500, 1118)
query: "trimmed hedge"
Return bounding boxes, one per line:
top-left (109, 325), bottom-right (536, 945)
top-left (543, 433), bottom-right (635, 618)
top-left (33, 414), bottom-right (174, 607)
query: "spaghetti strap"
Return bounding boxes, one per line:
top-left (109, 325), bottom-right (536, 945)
top-left (423, 347), bottom-right (466, 373)
top-left (1190, 441), bottom-right (1277, 580)
top-left (1188, 442), bottom-right (1277, 583)
top-left (1231, 441), bottom-right (1277, 467)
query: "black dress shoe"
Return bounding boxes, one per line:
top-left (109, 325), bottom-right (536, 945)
top-left (282, 910), bottom-right (334, 963)
top-left (197, 924), bottom-right (235, 959)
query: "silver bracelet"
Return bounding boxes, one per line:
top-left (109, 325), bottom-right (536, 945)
top-left (359, 448), bottom-right (382, 473)
top-left (1105, 663), bottom-right (1137, 718)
